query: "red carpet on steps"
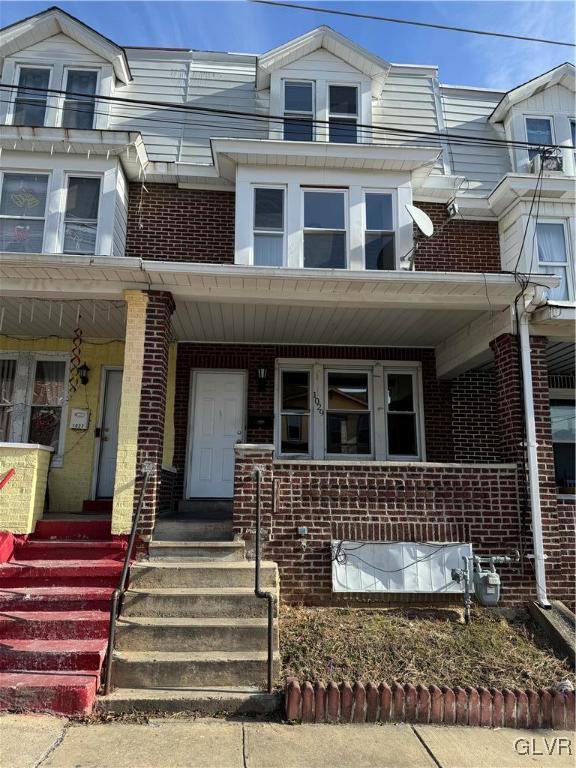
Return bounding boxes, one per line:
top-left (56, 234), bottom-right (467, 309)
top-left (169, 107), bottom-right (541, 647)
top-left (0, 519), bottom-right (126, 717)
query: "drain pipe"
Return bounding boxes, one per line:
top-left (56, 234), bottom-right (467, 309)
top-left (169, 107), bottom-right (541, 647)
top-left (518, 310), bottom-right (550, 608)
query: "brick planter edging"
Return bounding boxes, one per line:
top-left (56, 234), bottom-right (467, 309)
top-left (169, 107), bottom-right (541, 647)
top-left (284, 679), bottom-right (576, 729)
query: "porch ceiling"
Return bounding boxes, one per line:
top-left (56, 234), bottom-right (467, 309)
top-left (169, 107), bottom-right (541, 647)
top-left (172, 299), bottom-right (487, 346)
top-left (0, 297), bottom-right (126, 339)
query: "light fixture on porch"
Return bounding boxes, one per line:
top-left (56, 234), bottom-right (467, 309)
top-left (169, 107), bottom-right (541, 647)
top-left (78, 363), bottom-right (90, 386)
top-left (257, 367), bottom-right (268, 391)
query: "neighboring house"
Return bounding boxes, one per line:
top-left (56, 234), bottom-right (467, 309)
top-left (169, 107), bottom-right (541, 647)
top-left (0, 7), bottom-right (573, 613)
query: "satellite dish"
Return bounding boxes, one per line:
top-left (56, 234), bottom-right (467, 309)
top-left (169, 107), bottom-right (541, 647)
top-left (405, 204), bottom-right (434, 238)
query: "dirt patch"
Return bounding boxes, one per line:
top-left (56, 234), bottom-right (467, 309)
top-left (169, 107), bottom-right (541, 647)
top-left (280, 605), bottom-right (576, 689)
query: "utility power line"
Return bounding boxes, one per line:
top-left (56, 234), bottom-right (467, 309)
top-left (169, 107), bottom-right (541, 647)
top-left (1, 83), bottom-right (568, 153)
top-left (249, 0), bottom-right (576, 48)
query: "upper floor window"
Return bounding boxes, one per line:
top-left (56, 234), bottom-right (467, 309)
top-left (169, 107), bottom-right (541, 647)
top-left (364, 192), bottom-right (395, 270)
top-left (571, 120), bottom-right (576, 148)
top-left (526, 117), bottom-right (553, 161)
top-left (13, 67), bottom-right (50, 127)
top-left (329, 85), bottom-right (358, 144)
top-left (62, 70), bottom-right (98, 129)
top-left (63, 176), bottom-right (101, 255)
top-left (283, 81), bottom-right (314, 141)
top-left (253, 187), bottom-right (284, 266)
top-left (536, 222), bottom-right (571, 301)
top-left (0, 173), bottom-right (48, 253)
top-left (303, 189), bottom-right (347, 269)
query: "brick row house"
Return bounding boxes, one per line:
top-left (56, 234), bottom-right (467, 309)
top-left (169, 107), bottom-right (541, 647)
top-left (0, 8), bottom-right (574, 713)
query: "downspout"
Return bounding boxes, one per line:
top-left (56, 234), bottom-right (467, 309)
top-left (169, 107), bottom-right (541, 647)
top-left (518, 307), bottom-right (550, 608)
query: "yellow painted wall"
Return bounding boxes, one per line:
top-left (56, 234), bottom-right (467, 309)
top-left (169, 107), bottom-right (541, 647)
top-left (0, 336), bottom-right (124, 513)
top-left (0, 445), bottom-right (52, 533)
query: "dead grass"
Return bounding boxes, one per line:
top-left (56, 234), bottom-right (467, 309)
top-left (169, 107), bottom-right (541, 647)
top-left (280, 605), bottom-right (575, 690)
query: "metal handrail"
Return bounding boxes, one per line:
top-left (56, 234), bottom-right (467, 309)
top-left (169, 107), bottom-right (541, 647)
top-left (103, 468), bottom-right (151, 695)
top-left (253, 467), bottom-right (276, 694)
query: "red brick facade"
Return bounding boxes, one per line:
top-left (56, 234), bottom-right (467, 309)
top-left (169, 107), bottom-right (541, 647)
top-left (451, 369), bottom-right (499, 463)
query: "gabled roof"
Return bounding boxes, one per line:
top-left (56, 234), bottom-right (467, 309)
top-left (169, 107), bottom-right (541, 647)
top-left (0, 6), bottom-right (132, 83)
top-left (489, 62), bottom-right (575, 123)
top-left (256, 26), bottom-right (390, 97)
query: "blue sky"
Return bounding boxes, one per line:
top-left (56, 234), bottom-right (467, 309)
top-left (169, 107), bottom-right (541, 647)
top-left (1, 1), bottom-right (573, 90)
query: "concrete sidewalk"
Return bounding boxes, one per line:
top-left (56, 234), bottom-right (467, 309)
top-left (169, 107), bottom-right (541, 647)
top-left (1, 715), bottom-right (573, 768)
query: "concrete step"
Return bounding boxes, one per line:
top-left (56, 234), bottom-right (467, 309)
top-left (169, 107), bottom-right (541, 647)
top-left (122, 588), bottom-right (277, 619)
top-left (0, 560), bottom-right (122, 587)
top-left (153, 520), bottom-right (233, 542)
top-left (0, 638), bottom-right (106, 672)
top-left (115, 617), bottom-right (276, 652)
top-left (0, 610), bottom-right (110, 640)
top-left (128, 561), bottom-right (278, 590)
top-left (0, 671), bottom-right (98, 717)
top-left (13, 540), bottom-right (126, 561)
top-left (148, 541), bottom-right (245, 561)
top-left (112, 650), bottom-right (280, 689)
top-left (0, 586), bottom-right (114, 612)
top-left (33, 519), bottom-right (113, 540)
top-left (98, 686), bottom-right (280, 716)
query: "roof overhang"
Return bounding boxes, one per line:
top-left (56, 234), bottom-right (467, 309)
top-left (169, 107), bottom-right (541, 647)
top-left (0, 6), bottom-right (132, 83)
top-left (529, 302), bottom-right (576, 340)
top-left (489, 63), bottom-right (575, 124)
top-left (256, 26), bottom-right (390, 98)
top-left (488, 173), bottom-right (575, 216)
top-left (0, 126), bottom-right (149, 180)
top-left (211, 137), bottom-right (441, 185)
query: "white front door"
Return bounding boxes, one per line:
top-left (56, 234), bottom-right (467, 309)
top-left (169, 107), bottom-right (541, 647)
top-left (96, 369), bottom-right (123, 498)
top-left (188, 371), bottom-right (245, 498)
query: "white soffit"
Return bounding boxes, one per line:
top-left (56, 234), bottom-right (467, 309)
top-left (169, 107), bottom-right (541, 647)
top-left (0, 296), bottom-right (126, 339)
top-left (488, 174), bottom-right (576, 216)
top-left (490, 62), bottom-right (575, 124)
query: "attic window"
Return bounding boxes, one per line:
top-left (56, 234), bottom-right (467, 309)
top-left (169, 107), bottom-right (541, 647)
top-left (62, 70), bottom-right (98, 129)
top-left (328, 85), bottom-right (358, 144)
top-left (13, 67), bottom-right (50, 127)
top-left (284, 81), bottom-right (314, 141)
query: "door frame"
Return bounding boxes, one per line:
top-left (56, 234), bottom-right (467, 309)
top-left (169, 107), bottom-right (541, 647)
top-left (90, 365), bottom-right (123, 500)
top-left (185, 368), bottom-right (248, 499)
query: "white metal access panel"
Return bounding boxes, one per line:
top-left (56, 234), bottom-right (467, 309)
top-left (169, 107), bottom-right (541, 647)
top-left (331, 540), bottom-right (473, 593)
top-left (188, 371), bottom-right (245, 498)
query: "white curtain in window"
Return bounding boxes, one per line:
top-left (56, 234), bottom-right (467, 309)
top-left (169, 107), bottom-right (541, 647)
top-left (254, 234), bottom-right (283, 266)
top-left (537, 223), bottom-right (568, 300)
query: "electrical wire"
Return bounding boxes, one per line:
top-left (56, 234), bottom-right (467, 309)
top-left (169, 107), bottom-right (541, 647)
top-left (249, 1), bottom-right (576, 48)
top-left (331, 540), bottom-right (454, 574)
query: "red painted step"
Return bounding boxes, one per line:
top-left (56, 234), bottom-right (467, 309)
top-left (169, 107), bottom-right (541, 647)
top-left (0, 560), bottom-right (123, 587)
top-left (0, 586), bottom-right (114, 612)
top-left (0, 610), bottom-right (110, 640)
top-left (0, 671), bottom-right (99, 717)
top-left (13, 540), bottom-right (126, 561)
top-left (33, 519), bottom-right (112, 541)
top-left (82, 499), bottom-right (113, 514)
top-left (0, 639), bottom-right (106, 672)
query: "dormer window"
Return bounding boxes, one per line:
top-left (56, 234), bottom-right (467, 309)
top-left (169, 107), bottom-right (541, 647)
top-left (13, 67), bottom-right (50, 127)
top-left (328, 85), bottom-right (358, 144)
top-left (283, 81), bottom-right (314, 141)
top-left (62, 70), bottom-right (98, 129)
top-left (526, 117), bottom-right (553, 161)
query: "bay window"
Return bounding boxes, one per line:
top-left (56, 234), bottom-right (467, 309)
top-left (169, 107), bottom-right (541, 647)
top-left (62, 70), bottom-right (98, 129)
top-left (284, 81), bottom-right (314, 141)
top-left (364, 192), bottom-right (395, 270)
top-left (303, 189), bottom-right (347, 269)
top-left (329, 85), bottom-right (358, 144)
top-left (13, 67), bottom-right (50, 127)
top-left (536, 222), bottom-right (572, 301)
top-left (253, 187), bottom-right (285, 266)
top-left (525, 117), bottom-right (553, 161)
top-left (277, 361), bottom-right (423, 460)
top-left (0, 173), bottom-right (48, 253)
top-left (63, 176), bottom-right (101, 255)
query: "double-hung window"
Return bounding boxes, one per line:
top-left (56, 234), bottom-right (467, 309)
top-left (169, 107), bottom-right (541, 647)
top-left (536, 222), bottom-right (571, 301)
top-left (526, 117), bottom-right (553, 161)
top-left (0, 173), bottom-right (48, 253)
top-left (280, 370), bottom-right (311, 454)
top-left (62, 70), bottom-right (98, 129)
top-left (0, 358), bottom-right (17, 441)
top-left (253, 187), bottom-right (285, 266)
top-left (283, 81), bottom-right (314, 141)
top-left (63, 177), bottom-right (101, 255)
top-left (13, 67), bottom-right (50, 127)
top-left (326, 371), bottom-right (371, 455)
top-left (328, 85), bottom-right (358, 144)
top-left (550, 395), bottom-right (575, 494)
top-left (303, 189), bottom-right (347, 269)
top-left (28, 359), bottom-right (67, 452)
top-left (364, 192), bottom-right (395, 270)
top-left (385, 372), bottom-right (419, 458)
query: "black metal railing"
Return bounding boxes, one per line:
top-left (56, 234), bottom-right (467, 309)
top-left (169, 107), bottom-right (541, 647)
top-left (253, 467), bottom-right (276, 694)
top-left (103, 467), bottom-right (151, 695)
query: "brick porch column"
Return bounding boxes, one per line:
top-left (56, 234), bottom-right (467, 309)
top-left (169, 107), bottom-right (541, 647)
top-left (491, 332), bottom-right (559, 597)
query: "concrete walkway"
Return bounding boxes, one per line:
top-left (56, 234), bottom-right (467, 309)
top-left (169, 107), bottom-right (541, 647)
top-left (1, 715), bottom-right (573, 768)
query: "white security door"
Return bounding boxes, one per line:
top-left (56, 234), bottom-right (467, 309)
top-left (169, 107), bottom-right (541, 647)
top-left (96, 369), bottom-right (123, 498)
top-left (188, 371), bottom-right (245, 498)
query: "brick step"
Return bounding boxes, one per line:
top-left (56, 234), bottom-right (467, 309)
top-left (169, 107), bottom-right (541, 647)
top-left (13, 540), bottom-right (126, 561)
top-left (115, 616), bottom-right (276, 652)
top-left (0, 671), bottom-right (99, 717)
top-left (112, 650), bottom-right (281, 689)
top-left (129, 561), bottom-right (278, 590)
top-left (122, 587), bottom-right (276, 619)
top-left (0, 560), bottom-right (123, 587)
top-left (0, 586), bottom-right (114, 612)
top-left (0, 639), bottom-right (107, 672)
top-left (148, 540), bottom-right (245, 561)
top-left (0, 610), bottom-right (110, 639)
top-left (33, 520), bottom-right (112, 541)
